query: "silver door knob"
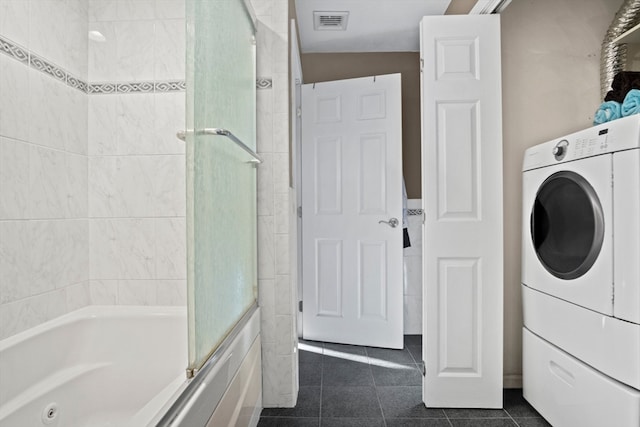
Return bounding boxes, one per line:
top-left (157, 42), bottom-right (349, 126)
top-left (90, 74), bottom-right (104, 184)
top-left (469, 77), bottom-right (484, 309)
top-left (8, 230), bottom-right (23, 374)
top-left (379, 218), bottom-right (399, 228)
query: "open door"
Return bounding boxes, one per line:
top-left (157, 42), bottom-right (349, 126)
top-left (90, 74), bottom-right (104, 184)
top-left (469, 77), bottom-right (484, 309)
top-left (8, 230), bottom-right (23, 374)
top-left (301, 74), bottom-right (403, 349)
top-left (420, 15), bottom-right (504, 407)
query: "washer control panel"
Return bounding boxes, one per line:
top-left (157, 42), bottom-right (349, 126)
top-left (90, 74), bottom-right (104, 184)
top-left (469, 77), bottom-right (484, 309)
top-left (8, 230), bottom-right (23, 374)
top-left (523, 115), bottom-right (640, 171)
top-left (571, 128), bottom-right (608, 159)
top-left (553, 139), bottom-right (569, 161)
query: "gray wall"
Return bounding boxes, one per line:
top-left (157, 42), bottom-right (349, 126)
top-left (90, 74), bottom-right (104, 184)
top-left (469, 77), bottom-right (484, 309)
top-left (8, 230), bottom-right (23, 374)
top-left (500, 0), bottom-right (623, 384)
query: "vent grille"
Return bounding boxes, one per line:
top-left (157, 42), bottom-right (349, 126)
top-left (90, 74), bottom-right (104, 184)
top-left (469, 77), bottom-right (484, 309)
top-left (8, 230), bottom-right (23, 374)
top-left (313, 11), bottom-right (349, 31)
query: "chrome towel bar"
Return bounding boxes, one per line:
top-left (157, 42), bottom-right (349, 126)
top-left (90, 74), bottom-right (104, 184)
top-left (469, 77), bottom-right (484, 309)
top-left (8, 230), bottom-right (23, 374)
top-left (176, 128), bottom-right (262, 164)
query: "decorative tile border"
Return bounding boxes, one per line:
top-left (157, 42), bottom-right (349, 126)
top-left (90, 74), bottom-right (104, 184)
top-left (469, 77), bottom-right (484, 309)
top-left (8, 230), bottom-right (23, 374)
top-left (0, 36), bottom-right (28, 63)
top-left (1, 34), bottom-right (267, 94)
top-left (407, 208), bottom-right (424, 216)
top-left (89, 80), bottom-right (187, 94)
top-left (257, 78), bottom-right (273, 89)
top-left (0, 35), bottom-right (188, 95)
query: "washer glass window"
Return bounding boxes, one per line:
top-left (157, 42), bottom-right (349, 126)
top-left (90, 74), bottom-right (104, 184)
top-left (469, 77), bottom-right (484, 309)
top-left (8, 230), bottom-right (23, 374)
top-left (531, 171), bottom-right (604, 280)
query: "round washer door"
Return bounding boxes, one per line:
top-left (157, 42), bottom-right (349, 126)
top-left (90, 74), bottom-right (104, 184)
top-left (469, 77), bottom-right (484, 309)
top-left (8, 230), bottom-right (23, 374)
top-left (531, 170), bottom-right (605, 280)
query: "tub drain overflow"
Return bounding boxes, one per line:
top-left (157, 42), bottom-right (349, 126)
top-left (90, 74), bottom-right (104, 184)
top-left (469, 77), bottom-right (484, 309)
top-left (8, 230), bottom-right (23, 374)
top-left (42, 402), bottom-right (58, 425)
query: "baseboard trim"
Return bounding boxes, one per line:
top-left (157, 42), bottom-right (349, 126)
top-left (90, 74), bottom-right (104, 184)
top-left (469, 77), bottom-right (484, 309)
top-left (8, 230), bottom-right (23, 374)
top-left (504, 374), bottom-right (523, 389)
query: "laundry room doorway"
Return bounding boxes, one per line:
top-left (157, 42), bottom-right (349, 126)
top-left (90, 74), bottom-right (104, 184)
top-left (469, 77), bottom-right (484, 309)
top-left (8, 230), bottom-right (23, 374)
top-left (292, 10), bottom-right (504, 409)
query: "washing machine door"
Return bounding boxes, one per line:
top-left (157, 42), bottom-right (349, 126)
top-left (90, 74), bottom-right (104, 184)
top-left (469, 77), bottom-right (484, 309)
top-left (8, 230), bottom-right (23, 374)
top-left (522, 154), bottom-right (613, 316)
top-left (531, 171), bottom-right (605, 280)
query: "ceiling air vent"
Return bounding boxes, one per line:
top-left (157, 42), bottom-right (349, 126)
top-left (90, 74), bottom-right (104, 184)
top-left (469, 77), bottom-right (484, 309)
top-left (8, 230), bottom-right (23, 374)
top-left (313, 11), bottom-right (349, 31)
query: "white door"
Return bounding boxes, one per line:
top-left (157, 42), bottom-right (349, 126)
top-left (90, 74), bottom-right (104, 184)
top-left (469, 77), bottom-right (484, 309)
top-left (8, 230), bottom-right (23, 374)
top-left (301, 74), bottom-right (403, 349)
top-left (420, 15), bottom-right (504, 407)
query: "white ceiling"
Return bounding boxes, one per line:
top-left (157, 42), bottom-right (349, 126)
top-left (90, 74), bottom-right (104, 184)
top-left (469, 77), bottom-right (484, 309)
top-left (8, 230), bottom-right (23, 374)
top-left (295, 0), bottom-right (452, 53)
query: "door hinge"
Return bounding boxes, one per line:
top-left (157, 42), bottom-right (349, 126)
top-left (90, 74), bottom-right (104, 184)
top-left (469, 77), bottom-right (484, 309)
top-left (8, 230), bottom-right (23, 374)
top-left (297, 108), bottom-right (302, 117)
top-left (420, 360), bottom-right (426, 376)
top-left (420, 58), bottom-right (424, 72)
top-left (297, 206), bottom-right (302, 218)
top-left (298, 300), bottom-right (303, 312)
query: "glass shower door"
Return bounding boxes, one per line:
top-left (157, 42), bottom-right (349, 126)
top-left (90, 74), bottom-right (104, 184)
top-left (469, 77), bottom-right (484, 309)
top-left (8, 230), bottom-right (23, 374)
top-left (185, 0), bottom-right (257, 373)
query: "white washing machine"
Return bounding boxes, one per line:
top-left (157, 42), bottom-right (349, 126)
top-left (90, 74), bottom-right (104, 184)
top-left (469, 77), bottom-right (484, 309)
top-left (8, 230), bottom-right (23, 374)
top-left (522, 115), bottom-right (640, 427)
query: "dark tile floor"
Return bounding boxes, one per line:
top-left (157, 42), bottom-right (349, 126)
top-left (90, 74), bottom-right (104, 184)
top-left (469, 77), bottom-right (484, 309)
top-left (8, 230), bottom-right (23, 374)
top-left (258, 336), bottom-right (551, 427)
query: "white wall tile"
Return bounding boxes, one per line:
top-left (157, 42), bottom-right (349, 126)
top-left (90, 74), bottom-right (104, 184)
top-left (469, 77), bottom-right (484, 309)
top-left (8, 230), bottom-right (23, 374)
top-left (90, 219), bottom-right (156, 279)
top-left (0, 55), bottom-right (30, 142)
top-left (155, 0), bottom-right (185, 20)
top-left (273, 112), bottom-right (288, 153)
top-left (273, 152), bottom-right (288, 191)
top-left (115, 20), bottom-right (155, 81)
top-left (403, 255), bottom-right (422, 297)
top-left (274, 275), bottom-right (290, 316)
top-left (154, 92), bottom-right (186, 154)
top-left (156, 280), bottom-right (186, 305)
top-left (0, 138), bottom-right (29, 220)
top-left (273, 192), bottom-right (288, 234)
top-left (29, 145), bottom-right (67, 219)
top-left (118, 280), bottom-right (157, 305)
top-left (0, 298), bottom-right (23, 340)
top-left (275, 234), bottom-right (289, 275)
top-left (0, 221), bottom-right (31, 304)
top-left (257, 153), bottom-right (274, 216)
top-left (117, 0), bottom-right (156, 21)
top-left (272, 72), bottom-right (288, 114)
top-left (64, 86), bottom-right (89, 155)
top-left (66, 281), bottom-right (90, 311)
top-left (403, 218), bottom-right (423, 257)
top-left (89, 279), bottom-right (118, 304)
top-left (271, 0), bottom-right (288, 35)
top-left (88, 94), bottom-right (118, 155)
top-left (403, 295), bottom-right (422, 335)
top-left (60, 219), bottom-right (90, 286)
top-left (0, 289), bottom-right (67, 340)
top-left (88, 22), bottom-right (117, 82)
top-left (116, 93), bottom-right (155, 154)
top-left (250, 0), bottom-right (272, 18)
top-left (89, 248), bottom-right (119, 284)
top-left (275, 314), bottom-right (293, 354)
top-left (257, 215), bottom-right (275, 280)
top-left (155, 217), bottom-right (186, 279)
top-left (155, 155), bottom-right (186, 216)
top-left (256, 20), bottom-right (273, 78)
top-left (89, 0), bottom-right (118, 23)
top-left (65, 0), bottom-right (89, 79)
top-left (30, 220), bottom-right (67, 294)
top-left (29, 0), bottom-right (67, 70)
top-left (272, 34), bottom-right (288, 75)
top-left (257, 90), bottom-right (274, 153)
top-left (28, 70), bottom-right (67, 151)
top-left (259, 279), bottom-right (277, 343)
top-left (0, 0), bottom-right (31, 47)
top-left (66, 153), bottom-right (88, 218)
top-left (154, 19), bottom-right (185, 80)
top-left (89, 155), bottom-right (155, 217)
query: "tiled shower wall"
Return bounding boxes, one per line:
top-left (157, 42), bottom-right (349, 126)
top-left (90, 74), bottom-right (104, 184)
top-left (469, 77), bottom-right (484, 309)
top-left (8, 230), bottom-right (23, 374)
top-left (251, 0), bottom-right (298, 408)
top-left (86, 0), bottom-right (186, 305)
top-left (0, 0), bottom-right (293, 409)
top-left (404, 200), bottom-right (423, 335)
top-left (0, 0), bottom-right (90, 340)
top-left (0, 0), bottom-right (186, 340)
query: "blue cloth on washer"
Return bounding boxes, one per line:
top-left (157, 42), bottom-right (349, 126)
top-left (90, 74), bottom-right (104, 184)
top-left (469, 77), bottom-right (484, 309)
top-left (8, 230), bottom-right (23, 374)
top-left (622, 89), bottom-right (640, 117)
top-left (593, 101), bottom-right (621, 125)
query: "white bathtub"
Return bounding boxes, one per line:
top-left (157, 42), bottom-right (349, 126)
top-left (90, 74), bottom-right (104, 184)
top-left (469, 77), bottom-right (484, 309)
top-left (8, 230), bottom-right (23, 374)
top-left (0, 305), bottom-right (187, 427)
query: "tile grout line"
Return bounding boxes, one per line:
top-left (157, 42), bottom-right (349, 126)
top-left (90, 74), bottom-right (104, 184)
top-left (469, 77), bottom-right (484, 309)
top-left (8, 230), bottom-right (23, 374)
top-left (367, 346), bottom-right (389, 427)
top-left (504, 407), bottom-right (522, 427)
top-left (318, 342), bottom-right (324, 426)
